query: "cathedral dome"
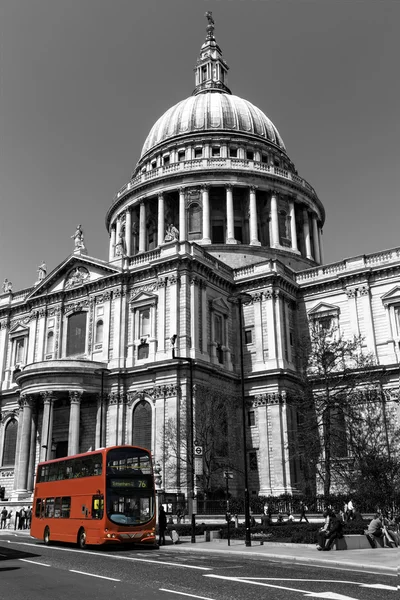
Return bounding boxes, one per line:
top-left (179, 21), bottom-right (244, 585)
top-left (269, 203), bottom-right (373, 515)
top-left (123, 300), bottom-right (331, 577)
top-left (140, 92), bottom-right (286, 159)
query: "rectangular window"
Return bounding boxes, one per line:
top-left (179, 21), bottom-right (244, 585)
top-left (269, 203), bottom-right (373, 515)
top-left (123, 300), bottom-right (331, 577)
top-left (249, 452), bottom-right (258, 471)
top-left (246, 150), bottom-right (254, 160)
top-left (248, 411), bottom-right (255, 427)
top-left (45, 498), bottom-right (55, 518)
top-left (261, 154), bottom-right (269, 164)
top-left (212, 147), bottom-right (220, 157)
top-left (15, 338), bottom-right (25, 364)
top-left (54, 497), bottom-right (61, 518)
top-left (61, 497), bottom-right (71, 518)
top-left (214, 314), bottom-right (223, 345)
top-left (245, 330), bottom-right (252, 344)
top-left (35, 499), bottom-right (42, 518)
top-left (194, 147), bottom-right (202, 158)
top-left (163, 155), bottom-right (170, 167)
top-left (178, 150), bottom-right (185, 162)
top-left (139, 308), bottom-right (150, 338)
top-left (229, 148), bottom-right (238, 158)
top-left (151, 161), bottom-right (157, 170)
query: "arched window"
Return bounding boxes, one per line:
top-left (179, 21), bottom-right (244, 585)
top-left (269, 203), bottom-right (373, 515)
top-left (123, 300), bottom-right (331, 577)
top-left (132, 401), bottom-right (152, 450)
top-left (2, 418), bottom-right (18, 466)
top-left (66, 311), bottom-right (87, 357)
top-left (46, 331), bottom-right (54, 354)
top-left (95, 320), bottom-right (104, 344)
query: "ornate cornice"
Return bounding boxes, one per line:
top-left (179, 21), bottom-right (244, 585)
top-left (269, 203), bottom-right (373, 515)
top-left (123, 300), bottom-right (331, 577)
top-left (252, 391), bottom-right (287, 407)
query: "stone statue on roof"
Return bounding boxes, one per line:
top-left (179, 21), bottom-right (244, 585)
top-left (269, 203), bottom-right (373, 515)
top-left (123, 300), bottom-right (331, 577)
top-left (71, 224), bottom-right (86, 252)
top-left (37, 262), bottom-right (47, 281)
top-left (2, 279), bottom-right (12, 294)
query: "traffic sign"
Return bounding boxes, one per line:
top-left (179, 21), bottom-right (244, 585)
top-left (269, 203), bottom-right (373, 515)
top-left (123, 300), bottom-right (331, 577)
top-left (223, 470), bottom-right (233, 479)
top-left (194, 446), bottom-right (203, 456)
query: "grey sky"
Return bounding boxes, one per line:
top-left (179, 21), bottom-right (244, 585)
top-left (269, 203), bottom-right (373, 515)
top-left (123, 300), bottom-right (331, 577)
top-left (0, 0), bottom-right (398, 290)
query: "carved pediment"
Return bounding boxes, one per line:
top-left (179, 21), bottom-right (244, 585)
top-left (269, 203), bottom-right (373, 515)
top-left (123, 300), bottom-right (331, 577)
top-left (211, 297), bottom-right (230, 314)
top-left (129, 291), bottom-right (158, 307)
top-left (9, 323), bottom-right (30, 337)
top-left (308, 302), bottom-right (340, 319)
top-left (382, 286), bottom-right (400, 307)
top-left (25, 255), bottom-right (122, 301)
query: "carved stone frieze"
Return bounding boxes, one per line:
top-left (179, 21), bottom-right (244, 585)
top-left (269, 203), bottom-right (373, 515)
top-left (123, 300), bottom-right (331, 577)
top-left (65, 267), bottom-right (90, 290)
top-left (252, 391), bottom-right (287, 407)
top-left (130, 284), bottom-right (157, 299)
top-left (169, 275), bottom-right (179, 285)
top-left (64, 299), bottom-right (89, 315)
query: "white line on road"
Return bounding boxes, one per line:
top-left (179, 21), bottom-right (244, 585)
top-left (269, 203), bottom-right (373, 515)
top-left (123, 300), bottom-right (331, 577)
top-left (160, 589), bottom-right (217, 599)
top-left (204, 575), bottom-right (360, 599)
top-left (70, 569), bottom-right (120, 581)
top-left (4, 540), bottom-right (212, 570)
top-left (19, 559), bottom-right (50, 567)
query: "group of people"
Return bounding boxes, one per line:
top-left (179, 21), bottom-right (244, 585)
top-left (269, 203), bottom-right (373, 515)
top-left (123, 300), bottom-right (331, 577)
top-left (0, 506), bottom-right (32, 530)
top-left (316, 505), bottom-right (400, 551)
top-left (366, 510), bottom-right (399, 548)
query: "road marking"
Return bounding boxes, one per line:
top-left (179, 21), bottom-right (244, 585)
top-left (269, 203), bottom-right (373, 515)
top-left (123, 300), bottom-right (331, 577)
top-left (70, 569), bottom-right (120, 581)
top-left (19, 559), bottom-right (50, 567)
top-left (4, 540), bottom-right (212, 570)
top-left (205, 575), bottom-right (360, 599)
top-left (359, 583), bottom-right (398, 590)
top-left (160, 590), bottom-right (217, 599)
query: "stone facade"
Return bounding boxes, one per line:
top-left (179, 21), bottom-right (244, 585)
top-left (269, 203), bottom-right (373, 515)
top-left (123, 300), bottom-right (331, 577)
top-left (0, 17), bottom-right (399, 503)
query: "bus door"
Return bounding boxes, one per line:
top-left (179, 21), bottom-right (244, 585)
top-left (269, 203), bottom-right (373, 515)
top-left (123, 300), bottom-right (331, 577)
top-left (92, 495), bottom-right (104, 520)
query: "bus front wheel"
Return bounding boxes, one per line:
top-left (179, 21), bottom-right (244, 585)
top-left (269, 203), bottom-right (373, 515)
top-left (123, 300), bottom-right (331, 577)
top-left (78, 528), bottom-right (87, 549)
top-left (43, 526), bottom-right (51, 545)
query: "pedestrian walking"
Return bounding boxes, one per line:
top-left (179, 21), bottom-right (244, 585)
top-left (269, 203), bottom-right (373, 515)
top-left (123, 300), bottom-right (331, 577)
top-left (18, 507), bottom-right (26, 530)
top-left (347, 499), bottom-right (354, 521)
top-left (158, 505), bottom-right (167, 546)
top-left (6, 510), bottom-right (12, 529)
top-left (0, 506), bottom-right (7, 529)
top-left (299, 501), bottom-right (309, 523)
top-left (14, 510), bottom-right (20, 530)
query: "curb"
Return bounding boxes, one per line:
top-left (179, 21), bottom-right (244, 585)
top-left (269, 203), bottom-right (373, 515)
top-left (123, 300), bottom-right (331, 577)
top-left (158, 543), bottom-right (398, 575)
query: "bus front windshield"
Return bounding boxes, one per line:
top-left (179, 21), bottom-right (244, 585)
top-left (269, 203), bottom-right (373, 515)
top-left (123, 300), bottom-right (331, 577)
top-left (106, 447), bottom-right (154, 526)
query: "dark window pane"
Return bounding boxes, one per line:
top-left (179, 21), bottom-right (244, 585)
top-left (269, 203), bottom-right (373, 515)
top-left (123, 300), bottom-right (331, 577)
top-left (133, 401), bottom-right (152, 450)
top-left (66, 312), bottom-right (87, 356)
top-left (2, 419), bottom-right (18, 465)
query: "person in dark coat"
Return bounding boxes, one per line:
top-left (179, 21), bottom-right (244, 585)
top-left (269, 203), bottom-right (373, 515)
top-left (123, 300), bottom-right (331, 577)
top-left (321, 513), bottom-right (344, 551)
top-left (158, 505), bottom-right (167, 546)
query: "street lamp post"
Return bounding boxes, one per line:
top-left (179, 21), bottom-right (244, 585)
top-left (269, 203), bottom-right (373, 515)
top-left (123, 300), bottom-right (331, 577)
top-left (94, 367), bottom-right (111, 448)
top-left (170, 335), bottom-right (196, 543)
top-left (227, 292), bottom-right (252, 547)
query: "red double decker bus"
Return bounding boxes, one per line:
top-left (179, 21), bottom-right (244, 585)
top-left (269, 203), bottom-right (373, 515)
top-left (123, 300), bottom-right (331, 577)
top-left (30, 445), bottom-right (157, 548)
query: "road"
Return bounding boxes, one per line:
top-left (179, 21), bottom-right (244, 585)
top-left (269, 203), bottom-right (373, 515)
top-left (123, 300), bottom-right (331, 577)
top-left (0, 531), bottom-right (397, 600)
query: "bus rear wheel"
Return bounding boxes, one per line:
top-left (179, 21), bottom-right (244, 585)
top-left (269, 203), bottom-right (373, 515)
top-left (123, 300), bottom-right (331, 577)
top-left (43, 526), bottom-right (51, 545)
top-left (78, 528), bottom-right (87, 549)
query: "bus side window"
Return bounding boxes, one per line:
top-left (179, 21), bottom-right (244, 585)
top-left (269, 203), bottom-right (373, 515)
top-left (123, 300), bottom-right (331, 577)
top-left (35, 498), bottom-right (42, 518)
top-left (45, 498), bottom-right (55, 518)
top-left (54, 497), bottom-right (61, 518)
top-left (61, 497), bottom-right (71, 518)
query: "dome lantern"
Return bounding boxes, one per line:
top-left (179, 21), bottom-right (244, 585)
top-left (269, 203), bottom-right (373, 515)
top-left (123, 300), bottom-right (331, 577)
top-left (193, 12), bottom-right (231, 96)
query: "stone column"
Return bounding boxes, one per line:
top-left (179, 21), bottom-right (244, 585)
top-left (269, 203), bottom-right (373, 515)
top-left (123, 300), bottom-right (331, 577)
top-left (359, 285), bottom-right (377, 356)
top-left (157, 193), bottom-right (165, 246)
top-left (156, 278), bottom-right (167, 355)
top-left (68, 391), bottom-right (82, 456)
top-left (40, 392), bottom-right (55, 461)
top-left (270, 191), bottom-right (280, 247)
top-left (115, 217), bottom-right (122, 249)
top-left (201, 280), bottom-right (208, 356)
top-left (109, 225), bottom-right (116, 261)
top-left (108, 393), bottom-right (118, 447)
top-left (139, 202), bottom-right (146, 252)
top-left (201, 184), bottom-right (211, 243)
top-left (190, 276), bottom-right (200, 354)
top-left (318, 227), bottom-right (324, 264)
top-left (249, 186), bottom-right (261, 246)
top-left (125, 209), bottom-right (132, 256)
top-left (289, 199), bottom-right (298, 251)
top-left (16, 395), bottom-right (34, 492)
top-left (226, 184), bottom-right (235, 244)
top-left (265, 290), bottom-right (277, 364)
top-left (303, 208), bottom-right (312, 259)
top-left (311, 214), bottom-right (321, 263)
top-left (179, 187), bottom-right (186, 241)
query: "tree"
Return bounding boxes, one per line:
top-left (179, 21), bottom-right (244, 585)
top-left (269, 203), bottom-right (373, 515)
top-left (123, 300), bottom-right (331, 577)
top-left (294, 322), bottom-right (381, 498)
top-left (161, 384), bottom-right (241, 504)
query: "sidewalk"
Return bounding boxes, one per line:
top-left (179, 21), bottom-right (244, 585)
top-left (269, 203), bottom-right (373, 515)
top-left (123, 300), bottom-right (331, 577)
top-left (159, 536), bottom-right (399, 575)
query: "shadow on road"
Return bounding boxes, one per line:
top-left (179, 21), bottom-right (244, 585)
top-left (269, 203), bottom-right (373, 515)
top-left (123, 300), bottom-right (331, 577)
top-left (0, 545), bottom-right (41, 562)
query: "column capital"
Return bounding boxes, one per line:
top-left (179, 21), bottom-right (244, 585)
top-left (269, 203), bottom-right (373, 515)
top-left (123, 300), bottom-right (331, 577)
top-left (271, 189), bottom-right (280, 197)
top-left (179, 186), bottom-right (185, 194)
top-left (225, 183), bottom-right (233, 190)
top-left (201, 183), bottom-right (210, 191)
top-left (249, 185), bottom-right (258, 193)
top-left (69, 390), bottom-right (83, 404)
top-left (19, 394), bottom-right (34, 409)
top-left (158, 192), bottom-right (164, 200)
top-left (40, 391), bottom-right (56, 404)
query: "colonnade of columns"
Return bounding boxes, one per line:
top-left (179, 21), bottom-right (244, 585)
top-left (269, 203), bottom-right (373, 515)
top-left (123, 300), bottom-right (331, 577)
top-left (108, 185), bottom-right (324, 264)
top-left (13, 390), bottom-right (87, 495)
